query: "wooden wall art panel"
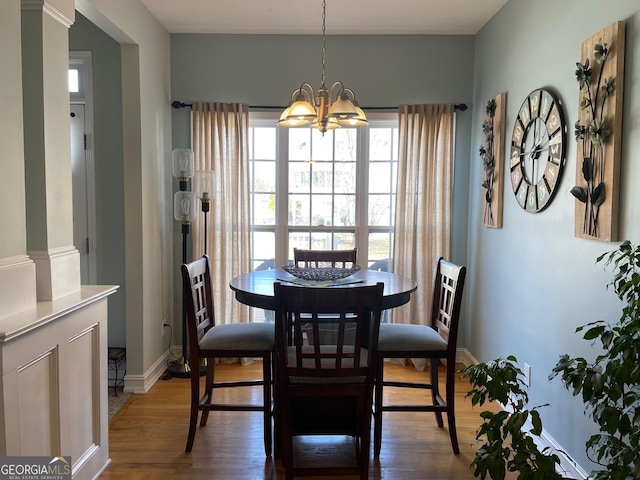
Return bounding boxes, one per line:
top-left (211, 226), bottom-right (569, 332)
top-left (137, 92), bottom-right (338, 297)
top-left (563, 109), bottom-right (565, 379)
top-left (572, 21), bottom-right (625, 242)
top-left (481, 92), bottom-right (506, 228)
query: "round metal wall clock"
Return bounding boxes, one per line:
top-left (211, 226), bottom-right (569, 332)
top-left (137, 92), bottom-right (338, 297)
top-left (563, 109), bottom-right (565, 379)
top-left (509, 88), bottom-right (566, 212)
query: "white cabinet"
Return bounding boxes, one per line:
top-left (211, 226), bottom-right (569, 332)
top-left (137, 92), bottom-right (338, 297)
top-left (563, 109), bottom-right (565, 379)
top-left (0, 286), bottom-right (117, 479)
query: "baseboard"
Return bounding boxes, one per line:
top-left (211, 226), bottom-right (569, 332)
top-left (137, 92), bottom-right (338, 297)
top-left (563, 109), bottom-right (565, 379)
top-left (456, 348), bottom-right (477, 367)
top-left (537, 427), bottom-right (588, 479)
top-left (122, 350), bottom-right (170, 394)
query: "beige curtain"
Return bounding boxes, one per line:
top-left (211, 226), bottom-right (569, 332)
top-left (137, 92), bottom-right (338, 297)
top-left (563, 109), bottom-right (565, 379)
top-left (191, 102), bottom-right (251, 325)
top-left (392, 104), bottom-right (455, 327)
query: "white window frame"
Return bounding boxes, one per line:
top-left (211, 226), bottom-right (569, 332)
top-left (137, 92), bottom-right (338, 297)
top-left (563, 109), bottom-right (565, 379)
top-left (248, 112), bottom-right (397, 270)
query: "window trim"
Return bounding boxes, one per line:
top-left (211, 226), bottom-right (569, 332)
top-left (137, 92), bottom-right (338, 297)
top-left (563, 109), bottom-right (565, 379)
top-left (249, 111), bottom-right (397, 270)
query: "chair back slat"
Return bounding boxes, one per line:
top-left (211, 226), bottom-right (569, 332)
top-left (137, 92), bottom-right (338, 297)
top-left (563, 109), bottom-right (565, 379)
top-left (274, 282), bottom-right (383, 380)
top-left (431, 258), bottom-right (465, 345)
top-left (182, 256), bottom-right (215, 348)
top-left (293, 248), bottom-right (358, 268)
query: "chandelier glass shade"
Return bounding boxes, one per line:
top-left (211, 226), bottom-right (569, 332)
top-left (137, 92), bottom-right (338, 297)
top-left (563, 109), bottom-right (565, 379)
top-left (279, 0), bottom-right (367, 134)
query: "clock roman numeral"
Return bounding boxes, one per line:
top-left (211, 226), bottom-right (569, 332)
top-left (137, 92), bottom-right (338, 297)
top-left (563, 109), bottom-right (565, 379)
top-left (529, 90), bottom-right (541, 118)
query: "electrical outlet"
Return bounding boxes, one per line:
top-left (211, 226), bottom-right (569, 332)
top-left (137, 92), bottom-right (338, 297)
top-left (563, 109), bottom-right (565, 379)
top-left (523, 362), bottom-right (531, 387)
top-left (162, 320), bottom-right (169, 336)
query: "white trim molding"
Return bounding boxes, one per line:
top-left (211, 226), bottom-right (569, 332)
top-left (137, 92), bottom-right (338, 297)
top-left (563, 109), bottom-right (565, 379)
top-left (123, 351), bottom-right (171, 394)
top-left (21, 0), bottom-right (74, 28)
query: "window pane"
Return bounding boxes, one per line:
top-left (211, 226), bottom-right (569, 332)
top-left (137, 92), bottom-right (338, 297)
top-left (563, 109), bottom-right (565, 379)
top-left (253, 127), bottom-right (276, 159)
top-left (253, 161), bottom-right (275, 192)
top-left (252, 231), bottom-right (275, 269)
top-left (335, 232), bottom-right (356, 250)
top-left (289, 162), bottom-right (311, 193)
top-left (253, 194), bottom-right (275, 225)
top-left (335, 162), bottom-right (356, 193)
top-left (392, 128), bottom-right (399, 160)
top-left (311, 130), bottom-right (333, 161)
top-left (288, 194), bottom-right (310, 225)
top-left (289, 129), bottom-right (311, 161)
top-left (334, 194), bottom-right (356, 226)
top-left (311, 163), bottom-right (333, 193)
top-left (335, 129), bottom-right (357, 161)
top-left (369, 163), bottom-right (392, 193)
top-left (310, 232), bottom-right (333, 250)
top-left (68, 69), bottom-right (79, 93)
top-left (311, 194), bottom-right (333, 226)
top-left (369, 128), bottom-right (392, 161)
top-left (289, 232), bottom-right (311, 258)
top-left (369, 232), bottom-right (392, 265)
top-left (368, 194), bottom-right (391, 226)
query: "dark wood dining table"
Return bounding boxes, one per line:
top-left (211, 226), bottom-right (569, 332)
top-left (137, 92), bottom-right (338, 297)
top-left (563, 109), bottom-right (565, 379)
top-left (229, 267), bottom-right (417, 459)
top-left (229, 267), bottom-right (417, 311)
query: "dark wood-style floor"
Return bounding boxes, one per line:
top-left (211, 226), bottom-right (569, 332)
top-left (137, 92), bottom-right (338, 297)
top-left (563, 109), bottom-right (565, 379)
top-left (100, 361), bottom-right (499, 479)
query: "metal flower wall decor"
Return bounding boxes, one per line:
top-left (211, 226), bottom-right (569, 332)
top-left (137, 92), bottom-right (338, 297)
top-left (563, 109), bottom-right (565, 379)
top-left (571, 22), bottom-right (625, 242)
top-left (480, 93), bottom-right (506, 228)
top-left (480, 100), bottom-right (496, 225)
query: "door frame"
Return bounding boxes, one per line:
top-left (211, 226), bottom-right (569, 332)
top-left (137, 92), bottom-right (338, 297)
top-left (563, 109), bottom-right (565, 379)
top-left (69, 51), bottom-right (97, 284)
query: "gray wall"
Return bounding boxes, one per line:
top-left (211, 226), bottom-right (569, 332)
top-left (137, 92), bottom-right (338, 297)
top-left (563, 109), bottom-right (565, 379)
top-left (470, 0), bottom-right (640, 472)
top-left (69, 12), bottom-right (126, 348)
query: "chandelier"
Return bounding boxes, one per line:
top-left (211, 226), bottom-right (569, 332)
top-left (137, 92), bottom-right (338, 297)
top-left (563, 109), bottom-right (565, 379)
top-left (278, 0), bottom-right (367, 134)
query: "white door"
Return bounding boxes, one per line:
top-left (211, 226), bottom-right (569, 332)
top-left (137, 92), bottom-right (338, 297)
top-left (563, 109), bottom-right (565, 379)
top-left (70, 104), bottom-right (90, 283)
top-left (70, 52), bottom-right (96, 285)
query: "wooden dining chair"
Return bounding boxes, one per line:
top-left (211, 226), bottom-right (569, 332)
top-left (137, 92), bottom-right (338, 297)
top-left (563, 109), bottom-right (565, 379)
top-left (293, 247), bottom-right (358, 268)
top-left (292, 247), bottom-right (360, 344)
top-left (373, 257), bottom-right (466, 456)
top-left (182, 255), bottom-right (274, 455)
top-left (273, 281), bottom-right (384, 480)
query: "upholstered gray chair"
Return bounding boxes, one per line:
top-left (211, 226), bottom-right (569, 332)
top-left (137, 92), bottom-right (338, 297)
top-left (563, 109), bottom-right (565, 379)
top-left (373, 257), bottom-right (466, 456)
top-left (182, 255), bottom-right (274, 455)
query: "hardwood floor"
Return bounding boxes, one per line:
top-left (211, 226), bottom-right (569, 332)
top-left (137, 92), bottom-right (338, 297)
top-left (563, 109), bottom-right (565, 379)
top-left (100, 361), bottom-right (499, 479)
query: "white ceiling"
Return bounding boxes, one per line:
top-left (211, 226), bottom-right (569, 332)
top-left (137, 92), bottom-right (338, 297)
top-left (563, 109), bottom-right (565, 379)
top-left (139, 0), bottom-right (508, 35)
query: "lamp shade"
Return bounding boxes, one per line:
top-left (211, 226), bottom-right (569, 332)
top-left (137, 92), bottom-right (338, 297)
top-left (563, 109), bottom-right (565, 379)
top-left (278, 105), bottom-right (310, 127)
top-left (327, 97), bottom-right (358, 119)
top-left (174, 190), bottom-right (197, 223)
top-left (172, 148), bottom-right (194, 180)
top-left (285, 99), bottom-right (317, 122)
top-left (338, 104), bottom-right (367, 126)
top-left (194, 169), bottom-right (215, 203)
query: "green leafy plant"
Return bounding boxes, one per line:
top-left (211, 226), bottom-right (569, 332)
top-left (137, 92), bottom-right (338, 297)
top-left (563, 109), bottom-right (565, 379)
top-left (570, 39), bottom-right (616, 238)
top-left (550, 241), bottom-right (640, 479)
top-left (461, 356), bottom-right (563, 480)
top-left (480, 98), bottom-right (497, 226)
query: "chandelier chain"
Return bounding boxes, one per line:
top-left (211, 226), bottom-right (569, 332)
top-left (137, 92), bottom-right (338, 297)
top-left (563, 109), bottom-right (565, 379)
top-left (321, 0), bottom-right (326, 86)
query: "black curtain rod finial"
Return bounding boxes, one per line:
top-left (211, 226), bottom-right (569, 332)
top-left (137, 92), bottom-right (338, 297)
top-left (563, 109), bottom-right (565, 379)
top-left (172, 101), bottom-right (192, 109)
top-left (454, 103), bottom-right (468, 112)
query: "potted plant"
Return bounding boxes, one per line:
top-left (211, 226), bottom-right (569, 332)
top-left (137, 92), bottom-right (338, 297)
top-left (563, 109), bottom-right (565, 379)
top-left (550, 240), bottom-right (640, 479)
top-left (460, 356), bottom-right (564, 480)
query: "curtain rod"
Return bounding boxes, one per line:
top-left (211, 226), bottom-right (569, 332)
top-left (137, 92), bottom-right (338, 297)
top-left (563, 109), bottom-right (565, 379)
top-left (171, 101), bottom-right (468, 112)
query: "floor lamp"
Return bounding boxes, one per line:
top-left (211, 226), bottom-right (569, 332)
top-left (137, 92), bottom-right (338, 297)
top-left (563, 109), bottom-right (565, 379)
top-left (194, 170), bottom-right (215, 255)
top-left (168, 149), bottom-right (196, 378)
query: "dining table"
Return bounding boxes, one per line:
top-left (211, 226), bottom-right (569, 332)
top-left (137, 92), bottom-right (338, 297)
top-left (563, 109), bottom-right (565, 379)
top-left (229, 266), bottom-right (417, 460)
top-left (229, 267), bottom-right (418, 312)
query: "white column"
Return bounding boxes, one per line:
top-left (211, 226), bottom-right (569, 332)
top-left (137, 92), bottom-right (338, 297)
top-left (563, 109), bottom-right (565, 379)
top-left (0, 0), bottom-right (37, 319)
top-left (21, 0), bottom-right (80, 301)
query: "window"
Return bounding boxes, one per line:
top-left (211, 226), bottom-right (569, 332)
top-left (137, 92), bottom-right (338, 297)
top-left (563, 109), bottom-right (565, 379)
top-left (68, 69), bottom-right (79, 93)
top-left (249, 113), bottom-right (398, 272)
